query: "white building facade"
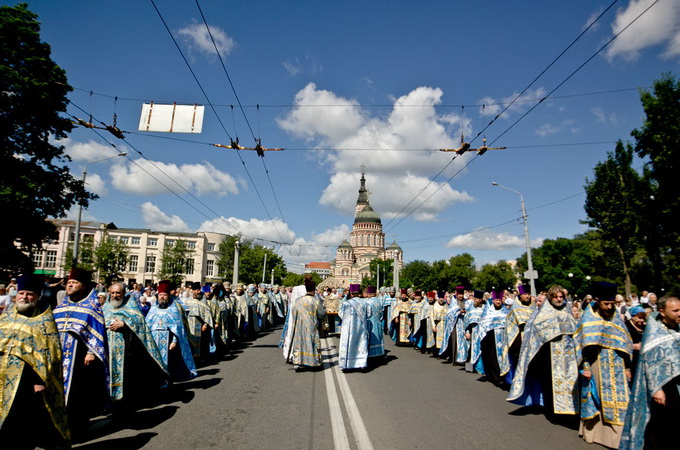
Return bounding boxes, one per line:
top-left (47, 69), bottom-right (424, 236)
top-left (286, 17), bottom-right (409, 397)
top-left (32, 219), bottom-right (226, 285)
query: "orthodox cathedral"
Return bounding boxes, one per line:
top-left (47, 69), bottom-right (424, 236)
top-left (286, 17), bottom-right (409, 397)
top-left (330, 169), bottom-right (404, 287)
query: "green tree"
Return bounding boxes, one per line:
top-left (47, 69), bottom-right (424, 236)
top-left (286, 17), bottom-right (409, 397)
top-left (158, 239), bottom-right (193, 287)
top-left (631, 73), bottom-right (680, 292)
top-left (400, 260), bottom-right (433, 290)
top-left (364, 258), bottom-right (393, 289)
top-left (216, 235), bottom-right (286, 285)
top-left (583, 141), bottom-right (646, 297)
top-left (473, 260), bottom-right (516, 292)
top-left (62, 240), bottom-right (94, 273)
top-left (0, 4), bottom-right (95, 275)
top-left (93, 238), bottom-right (129, 283)
top-left (430, 253), bottom-right (476, 292)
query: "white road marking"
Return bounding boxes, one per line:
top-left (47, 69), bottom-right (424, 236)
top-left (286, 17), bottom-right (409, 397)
top-left (322, 340), bottom-right (351, 449)
top-left (323, 338), bottom-right (374, 450)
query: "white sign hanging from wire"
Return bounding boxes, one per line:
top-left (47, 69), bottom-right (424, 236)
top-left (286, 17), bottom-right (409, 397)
top-left (138, 102), bottom-right (205, 133)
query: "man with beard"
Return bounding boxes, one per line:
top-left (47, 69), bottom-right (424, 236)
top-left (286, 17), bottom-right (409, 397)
top-left (620, 295), bottom-right (680, 450)
top-left (53, 268), bottom-right (109, 438)
top-left (575, 282), bottom-right (633, 448)
top-left (390, 288), bottom-right (412, 346)
top-left (439, 286), bottom-right (469, 364)
top-left (0, 274), bottom-right (69, 448)
top-left (232, 284), bottom-right (249, 341)
top-left (430, 291), bottom-right (449, 357)
top-left (103, 283), bottom-right (168, 409)
top-left (256, 284), bottom-right (271, 331)
top-left (464, 290), bottom-right (486, 373)
top-left (505, 284), bottom-right (535, 382)
top-left (410, 290), bottom-right (429, 352)
top-left (145, 281), bottom-right (197, 383)
top-left (183, 282), bottom-right (217, 361)
top-left (477, 290), bottom-right (510, 387)
top-left (507, 285), bottom-right (579, 421)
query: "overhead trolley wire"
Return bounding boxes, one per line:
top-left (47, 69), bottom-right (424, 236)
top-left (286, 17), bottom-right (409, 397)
top-left (148, 0), bottom-right (297, 258)
top-left (488, 0), bottom-right (659, 147)
top-left (192, 0), bottom-right (303, 264)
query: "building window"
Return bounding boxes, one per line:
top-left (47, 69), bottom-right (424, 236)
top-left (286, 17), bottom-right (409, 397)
top-left (33, 251), bottom-right (44, 267)
top-left (148, 238), bottom-right (158, 247)
top-left (187, 241), bottom-right (196, 250)
top-left (128, 255), bottom-right (138, 272)
top-left (185, 258), bottom-right (194, 274)
top-left (119, 236), bottom-right (129, 244)
top-left (45, 250), bottom-right (57, 268)
top-left (165, 239), bottom-right (175, 248)
top-left (145, 255), bottom-right (156, 273)
top-left (206, 260), bottom-right (214, 277)
top-left (207, 243), bottom-right (215, 251)
top-left (131, 237), bottom-right (140, 246)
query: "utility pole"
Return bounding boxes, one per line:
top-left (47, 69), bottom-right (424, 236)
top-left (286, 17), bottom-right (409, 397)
top-left (262, 253), bottom-right (267, 283)
top-left (232, 241), bottom-right (240, 286)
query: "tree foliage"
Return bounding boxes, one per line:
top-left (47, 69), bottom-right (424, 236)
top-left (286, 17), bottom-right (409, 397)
top-left (473, 260), bottom-right (516, 292)
top-left (157, 239), bottom-right (193, 288)
top-left (216, 235), bottom-right (287, 285)
top-left (93, 238), bottom-right (129, 283)
top-left (631, 73), bottom-right (680, 290)
top-left (0, 4), bottom-right (95, 275)
top-left (583, 141), bottom-right (646, 297)
top-left (363, 258), bottom-right (393, 289)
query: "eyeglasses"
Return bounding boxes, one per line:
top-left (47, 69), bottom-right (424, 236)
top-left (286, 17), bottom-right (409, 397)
top-left (551, 294), bottom-right (564, 299)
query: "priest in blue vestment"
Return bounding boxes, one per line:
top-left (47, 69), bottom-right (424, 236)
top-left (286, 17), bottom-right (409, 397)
top-left (338, 285), bottom-right (369, 370)
top-left (439, 286), bottom-right (469, 364)
top-left (53, 268), bottom-right (109, 437)
top-left (620, 295), bottom-right (680, 450)
top-left (464, 290), bottom-right (486, 372)
top-left (364, 286), bottom-right (385, 361)
top-left (575, 282), bottom-right (633, 448)
top-left (507, 285), bottom-right (580, 419)
top-left (505, 284), bottom-right (534, 383)
top-left (103, 282), bottom-right (169, 407)
top-left (477, 291), bottom-right (510, 387)
top-left (145, 281), bottom-right (197, 382)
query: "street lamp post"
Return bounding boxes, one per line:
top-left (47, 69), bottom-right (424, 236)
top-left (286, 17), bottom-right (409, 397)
top-left (491, 182), bottom-right (537, 297)
top-left (232, 241), bottom-right (240, 286)
top-left (72, 152), bottom-right (127, 267)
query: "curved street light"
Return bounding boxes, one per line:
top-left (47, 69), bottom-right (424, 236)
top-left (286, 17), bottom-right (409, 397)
top-left (491, 182), bottom-right (537, 297)
top-left (72, 152), bottom-right (127, 267)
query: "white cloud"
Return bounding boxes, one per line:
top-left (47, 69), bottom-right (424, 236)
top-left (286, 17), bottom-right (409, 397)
top-left (198, 216), bottom-right (295, 245)
top-left (278, 83), bottom-right (475, 220)
top-left (592, 107), bottom-right (619, 125)
top-left (535, 119), bottom-right (576, 137)
top-left (61, 138), bottom-right (123, 161)
top-left (283, 54), bottom-right (322, 76)
top-left (605, 0), bottom-right (680, 61)
top-left (109, 159), bottom-right (242, 196)
top-left (177, 22), bottom-right (236, 58)
top-left (279, 225), bottom-right (351, 267)
top-left (141, 202), bottom-right (191, 232)
top-left (478, 87), bottom-right (547, 119)
top-left (446, 229), bottom-right (544, 251)
top-left (84, 173), bottom-right (107, 196)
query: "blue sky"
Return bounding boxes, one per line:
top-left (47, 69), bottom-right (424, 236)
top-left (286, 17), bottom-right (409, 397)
top-left (14, 0), bottom-right (680, 273)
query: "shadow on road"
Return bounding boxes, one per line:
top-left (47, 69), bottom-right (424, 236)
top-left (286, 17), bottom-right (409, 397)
top-left (74, 432), bottom-right (157, 449)
top-left (77, 405), bottom-right (178, 446)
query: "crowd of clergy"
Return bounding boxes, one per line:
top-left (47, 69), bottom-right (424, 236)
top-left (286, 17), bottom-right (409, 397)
top-left (0, 267), bottom-right (678, 449)
top-left (285, 279), bottom-right (678, 450)
top-left (0, 268), bottom-right (290, 448)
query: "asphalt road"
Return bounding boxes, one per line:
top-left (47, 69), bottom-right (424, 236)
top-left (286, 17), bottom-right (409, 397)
top-left (75, 327), bottom-right (593, 450)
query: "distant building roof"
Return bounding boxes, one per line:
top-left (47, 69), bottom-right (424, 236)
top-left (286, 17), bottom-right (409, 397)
top-left (306, 262), bottom-right (331, 269)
